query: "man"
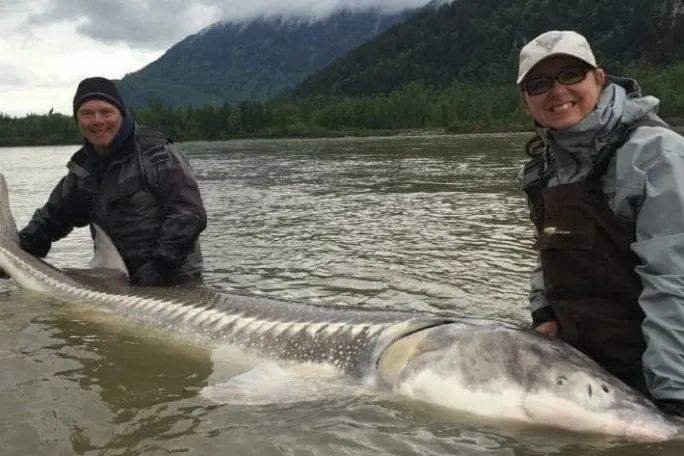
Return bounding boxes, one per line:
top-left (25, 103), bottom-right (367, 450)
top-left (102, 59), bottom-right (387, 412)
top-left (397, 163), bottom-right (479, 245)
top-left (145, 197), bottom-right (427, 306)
top-left (19, 76), bottom-right (207, 286)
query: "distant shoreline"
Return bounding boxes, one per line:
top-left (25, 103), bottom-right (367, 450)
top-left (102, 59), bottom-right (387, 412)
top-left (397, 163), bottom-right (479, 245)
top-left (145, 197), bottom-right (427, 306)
top-left (1, 123), bottom-right (682, 149)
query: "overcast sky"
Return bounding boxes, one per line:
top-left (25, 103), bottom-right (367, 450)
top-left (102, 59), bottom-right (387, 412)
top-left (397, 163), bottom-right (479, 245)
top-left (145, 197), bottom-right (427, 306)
top-left (1, 0), bottom-right (433, 117)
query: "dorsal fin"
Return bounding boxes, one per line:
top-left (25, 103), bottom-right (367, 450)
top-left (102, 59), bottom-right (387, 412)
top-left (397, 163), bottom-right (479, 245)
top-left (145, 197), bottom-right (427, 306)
top-left (88, 224), bottom-right (129, 278)
top-left (0, 173), bottom-right (20, 245)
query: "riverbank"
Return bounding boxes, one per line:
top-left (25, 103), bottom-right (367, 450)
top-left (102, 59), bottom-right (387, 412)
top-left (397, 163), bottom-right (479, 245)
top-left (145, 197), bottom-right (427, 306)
top-left (1, 120), bottom-right (682, 148)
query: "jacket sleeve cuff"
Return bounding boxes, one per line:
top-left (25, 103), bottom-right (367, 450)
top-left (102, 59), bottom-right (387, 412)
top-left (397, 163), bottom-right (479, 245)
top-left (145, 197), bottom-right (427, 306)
top-left (18, 228), bottom-right (51, 258)
top-left (531, 306), bottom-right (557, 328)
top-left (656, 399), bottom-right (684, 417)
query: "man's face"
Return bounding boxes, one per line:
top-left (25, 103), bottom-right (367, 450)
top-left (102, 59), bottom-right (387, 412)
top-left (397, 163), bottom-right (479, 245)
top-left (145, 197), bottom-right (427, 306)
top-left (76, 99), bottom-right (123, 154)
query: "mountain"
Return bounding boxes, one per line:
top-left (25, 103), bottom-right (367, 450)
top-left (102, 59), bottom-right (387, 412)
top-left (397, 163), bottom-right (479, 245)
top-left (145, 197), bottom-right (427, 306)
top-left (293, 0), bottom-right (684, 98)
top-left (117, 8), bottom-right (417, 108)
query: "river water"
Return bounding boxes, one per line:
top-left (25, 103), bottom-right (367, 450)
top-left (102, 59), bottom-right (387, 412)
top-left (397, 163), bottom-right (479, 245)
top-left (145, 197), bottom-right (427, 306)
top-left (0, 135), bottom-right (681, 455)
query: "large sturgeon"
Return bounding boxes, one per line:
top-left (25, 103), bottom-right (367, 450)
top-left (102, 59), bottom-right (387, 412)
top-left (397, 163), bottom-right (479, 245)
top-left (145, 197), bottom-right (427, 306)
top-left (0, 173), bottom-right (679, 442)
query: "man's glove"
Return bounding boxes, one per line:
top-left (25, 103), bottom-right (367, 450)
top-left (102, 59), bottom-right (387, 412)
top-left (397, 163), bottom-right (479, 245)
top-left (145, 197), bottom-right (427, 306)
top-left (131, 259), bottom-right (169, 286)
top-left (19, 229), bottom-right (51, 258)
top-left (0, 268), bottom-right (8, 279)
top-left (656, 399), bottom-right (684, 418)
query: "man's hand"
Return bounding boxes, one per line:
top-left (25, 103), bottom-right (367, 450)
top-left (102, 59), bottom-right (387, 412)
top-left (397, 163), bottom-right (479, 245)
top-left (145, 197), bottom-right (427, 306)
top-left (0, 268), bottom-right (8, 279)
top-left (535, 320), bottom-right (559, 338)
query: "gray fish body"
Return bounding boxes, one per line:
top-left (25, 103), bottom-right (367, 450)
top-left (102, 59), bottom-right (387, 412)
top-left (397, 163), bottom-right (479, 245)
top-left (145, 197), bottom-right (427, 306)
top-left (0, 173), bottom-right (679, 442)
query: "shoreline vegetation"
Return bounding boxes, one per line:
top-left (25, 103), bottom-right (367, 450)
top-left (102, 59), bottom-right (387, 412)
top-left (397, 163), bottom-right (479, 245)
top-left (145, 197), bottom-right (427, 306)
top-left (3, 115), bottom-right (682, 149)
top-left (2, 70), bottom-right (683, 147)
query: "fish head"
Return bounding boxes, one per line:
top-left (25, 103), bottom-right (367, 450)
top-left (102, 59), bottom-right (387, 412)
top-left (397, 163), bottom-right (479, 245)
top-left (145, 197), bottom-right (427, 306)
top-left (375, 322), bottom-right (680, 442)
top-left (519, 332), bottom-right (680, 442)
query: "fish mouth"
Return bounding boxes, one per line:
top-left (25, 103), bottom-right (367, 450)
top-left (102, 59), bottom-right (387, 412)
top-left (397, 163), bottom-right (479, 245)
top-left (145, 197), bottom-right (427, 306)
top-left (623, 417), bottom-right (681, 443)
top-left (520, 394), bottom-right (681, 442)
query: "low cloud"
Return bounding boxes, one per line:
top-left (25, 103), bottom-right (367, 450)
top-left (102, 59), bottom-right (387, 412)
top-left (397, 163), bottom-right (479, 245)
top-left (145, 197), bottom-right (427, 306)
top-left (213, 0), bottom-right (431, 23)
top-left (27, 0), bottom-right (224, 49)
top-left (26, 0), bottom-right (430, 49)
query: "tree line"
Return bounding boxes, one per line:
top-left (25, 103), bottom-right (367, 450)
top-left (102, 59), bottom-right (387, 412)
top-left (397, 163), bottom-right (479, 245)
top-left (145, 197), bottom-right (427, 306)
top-left (1, 61), bottom-right (682, 147)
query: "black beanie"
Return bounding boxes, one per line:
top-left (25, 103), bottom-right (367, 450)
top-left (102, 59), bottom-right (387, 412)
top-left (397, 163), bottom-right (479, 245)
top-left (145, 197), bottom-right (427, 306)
top-left (72, 77), bottom-right (126, 118)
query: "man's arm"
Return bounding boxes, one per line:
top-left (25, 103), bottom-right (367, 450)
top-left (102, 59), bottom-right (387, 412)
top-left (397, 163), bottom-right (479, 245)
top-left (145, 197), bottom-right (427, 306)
top-left (151, 144), bottom-right (207, 267)
top-left (19, 174), bottom-right (89, 257)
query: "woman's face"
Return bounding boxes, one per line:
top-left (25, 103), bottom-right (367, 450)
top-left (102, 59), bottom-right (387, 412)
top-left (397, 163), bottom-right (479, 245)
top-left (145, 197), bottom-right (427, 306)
top-left (521, 55), bottom-right (605, 130)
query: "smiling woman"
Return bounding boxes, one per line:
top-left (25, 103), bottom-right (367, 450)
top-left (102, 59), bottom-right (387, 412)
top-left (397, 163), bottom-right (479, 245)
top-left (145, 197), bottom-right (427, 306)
top-left (516, 30), bottom-right (684, 419)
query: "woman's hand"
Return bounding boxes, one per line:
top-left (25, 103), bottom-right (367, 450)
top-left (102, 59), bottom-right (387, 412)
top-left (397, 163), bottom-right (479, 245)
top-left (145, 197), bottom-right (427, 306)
top-left (535, 320), bottom-right (559, 338)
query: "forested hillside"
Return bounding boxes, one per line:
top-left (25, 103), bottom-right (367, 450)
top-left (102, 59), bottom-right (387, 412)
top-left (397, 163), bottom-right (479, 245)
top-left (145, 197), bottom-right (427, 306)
top-left (294, 0), bottom-right (684, 97)
top-left (117, 8), bottom-right (415, 108)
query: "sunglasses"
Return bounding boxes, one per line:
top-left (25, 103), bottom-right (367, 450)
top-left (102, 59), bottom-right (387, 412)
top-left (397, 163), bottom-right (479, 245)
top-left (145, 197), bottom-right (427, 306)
top-left (522, 66), bottom-right (592, 95)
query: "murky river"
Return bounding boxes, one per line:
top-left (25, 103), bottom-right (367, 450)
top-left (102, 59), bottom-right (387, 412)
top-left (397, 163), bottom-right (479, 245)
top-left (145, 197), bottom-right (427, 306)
top-left (1, 135), bottom-right (681, 455)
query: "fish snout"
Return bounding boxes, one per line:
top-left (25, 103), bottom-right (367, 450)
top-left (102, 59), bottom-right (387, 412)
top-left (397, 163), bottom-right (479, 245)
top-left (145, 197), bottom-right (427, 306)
top-left (624, 418), bottom-right (680, 443)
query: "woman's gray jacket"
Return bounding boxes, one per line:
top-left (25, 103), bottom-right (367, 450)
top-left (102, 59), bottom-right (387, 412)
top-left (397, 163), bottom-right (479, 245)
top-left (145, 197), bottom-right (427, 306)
top-left (524, 77), bottom-right (684, 402)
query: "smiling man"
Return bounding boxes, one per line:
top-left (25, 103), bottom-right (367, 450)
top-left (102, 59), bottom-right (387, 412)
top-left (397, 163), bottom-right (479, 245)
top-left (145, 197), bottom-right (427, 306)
top-left (18, 77), bottom-right (207, 286)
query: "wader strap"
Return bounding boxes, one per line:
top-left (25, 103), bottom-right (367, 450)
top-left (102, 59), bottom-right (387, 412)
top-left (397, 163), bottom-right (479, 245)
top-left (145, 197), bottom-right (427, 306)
top-left (135, 126), bottom-right (172, 191)
top-left (522, 154), bottom-right (553, 194)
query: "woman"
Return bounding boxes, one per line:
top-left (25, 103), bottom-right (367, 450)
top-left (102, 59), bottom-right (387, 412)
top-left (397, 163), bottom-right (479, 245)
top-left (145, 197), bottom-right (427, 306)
top-left (517, 30), bottom-right (684, 417)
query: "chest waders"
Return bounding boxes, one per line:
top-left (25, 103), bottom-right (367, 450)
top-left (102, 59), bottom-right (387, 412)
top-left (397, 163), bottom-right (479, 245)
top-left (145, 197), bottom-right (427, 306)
top-left (522, 120), bottom-right (664, 394)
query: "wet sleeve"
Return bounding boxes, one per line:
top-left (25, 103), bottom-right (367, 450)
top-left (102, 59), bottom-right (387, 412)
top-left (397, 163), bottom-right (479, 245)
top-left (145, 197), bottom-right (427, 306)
top-left (519, 164), bottom-right (554, 327)
top-left (152, 145), bottom-right (207, 266)
top-left (18, 174), bottom-right (89, 257)
top-left (630, 131), bottom-right (684, 402)
top-left (529, 257), bottom-right (555, 326)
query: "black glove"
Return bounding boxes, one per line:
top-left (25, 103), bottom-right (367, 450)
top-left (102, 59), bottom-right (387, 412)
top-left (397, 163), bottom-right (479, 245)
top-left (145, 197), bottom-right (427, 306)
top-left (0, 268), bottom-right (8, 279)
top-left (131, 260), bottom-right (169, 286)
top-left (19, 229), bottom-right (51, 258)
top-left (656, 399), bottom-right (684, 418)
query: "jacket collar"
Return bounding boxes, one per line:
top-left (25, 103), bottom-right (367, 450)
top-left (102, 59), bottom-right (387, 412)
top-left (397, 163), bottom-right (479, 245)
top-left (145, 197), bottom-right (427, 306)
top-left (67, 121), bottom-right (138, 180)
top-left (535, 77), bottom-right (660, 179)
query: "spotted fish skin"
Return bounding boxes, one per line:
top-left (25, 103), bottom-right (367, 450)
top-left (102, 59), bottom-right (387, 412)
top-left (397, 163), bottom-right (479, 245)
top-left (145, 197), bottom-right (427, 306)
top-left (102, 284), bottom-right (452, 375)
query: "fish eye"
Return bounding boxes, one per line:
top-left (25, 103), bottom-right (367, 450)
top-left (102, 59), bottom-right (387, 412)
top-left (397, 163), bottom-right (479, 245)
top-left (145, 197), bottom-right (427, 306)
top-left (556, 376), bottom-right (567, 386)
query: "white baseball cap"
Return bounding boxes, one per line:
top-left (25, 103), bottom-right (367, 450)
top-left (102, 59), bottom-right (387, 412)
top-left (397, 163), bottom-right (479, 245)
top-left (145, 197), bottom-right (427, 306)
top-left (517, 30), bottom-right (597, 84)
